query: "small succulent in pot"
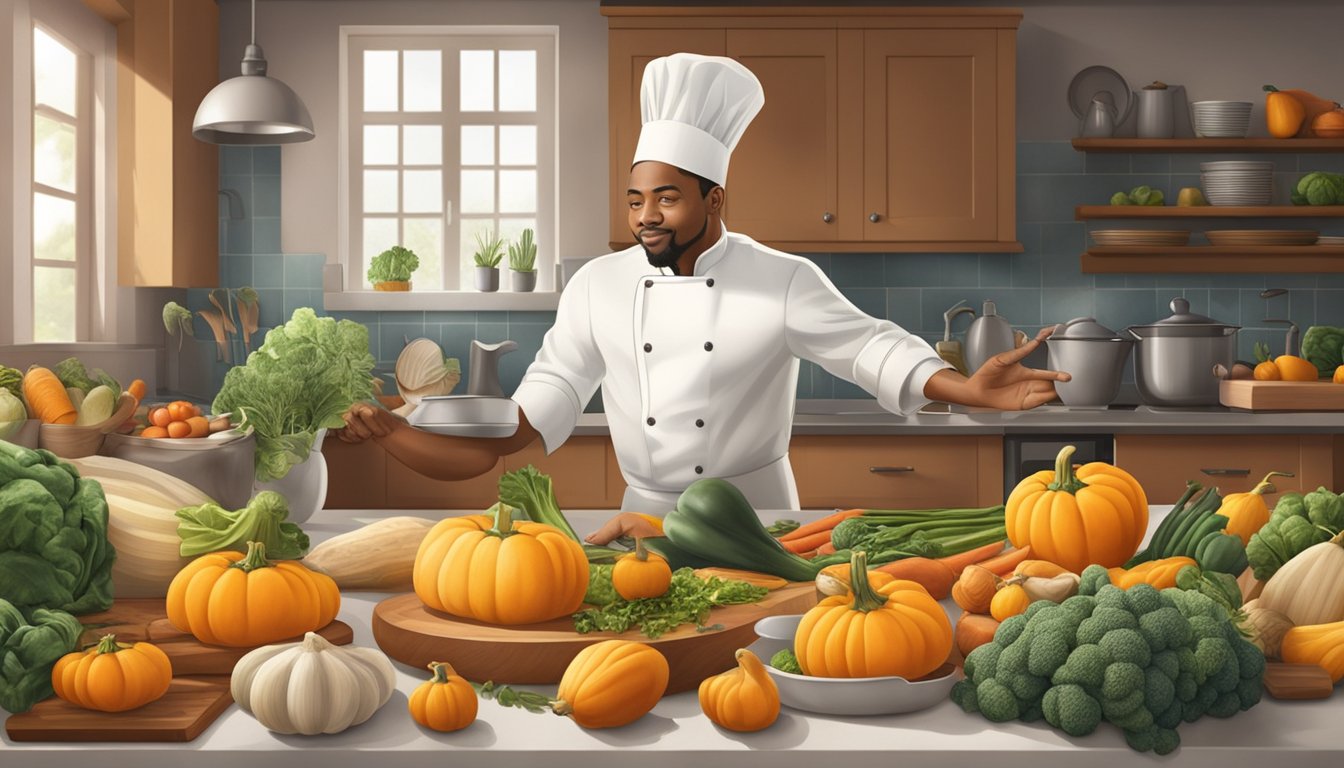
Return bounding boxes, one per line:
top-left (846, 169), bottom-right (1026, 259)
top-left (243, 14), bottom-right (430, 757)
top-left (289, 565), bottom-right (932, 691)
top-left (368, 245), bottom-right (420, 291)
top-left (508, 228), bottom-right (538, 292)
top-left (473, 231), bottom-right (505, 292)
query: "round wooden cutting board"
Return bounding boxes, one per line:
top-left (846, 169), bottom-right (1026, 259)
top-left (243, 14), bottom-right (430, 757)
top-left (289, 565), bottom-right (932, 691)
top-left (372, 583), bottom-right (818, 693)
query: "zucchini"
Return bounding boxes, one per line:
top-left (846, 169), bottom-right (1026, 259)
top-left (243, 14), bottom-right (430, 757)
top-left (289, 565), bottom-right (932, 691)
top-left (1129, 481), bottom-right (1203, 567)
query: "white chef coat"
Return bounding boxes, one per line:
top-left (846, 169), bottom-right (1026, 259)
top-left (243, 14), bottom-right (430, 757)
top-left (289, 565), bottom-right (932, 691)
top-left (511, 228), bottom-right (952, 513)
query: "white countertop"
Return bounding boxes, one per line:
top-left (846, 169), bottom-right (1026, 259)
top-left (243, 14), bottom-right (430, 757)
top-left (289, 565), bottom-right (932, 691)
top-left (3, 506), bottom-right (1342, 767)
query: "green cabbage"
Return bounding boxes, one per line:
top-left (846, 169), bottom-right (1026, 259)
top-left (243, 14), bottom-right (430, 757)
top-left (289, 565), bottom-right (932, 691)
top-left (52, 357), bottom-right (118, 395)
top-left (0, 599), bottom-right (82, 713)
top-left (1301, 325), bottom-right (1344, 378)
top-left (367, 245), bottom-right (420, 284)
top-left (0, 366), bottom-right (22, 402)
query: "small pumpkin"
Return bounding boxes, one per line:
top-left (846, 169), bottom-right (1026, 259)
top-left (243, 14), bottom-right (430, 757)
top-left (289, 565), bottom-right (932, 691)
top-left (698, 648), bottom-right (780, 732)
top-left (51, 634), bottom-right (172, 712)
top-left (990, 582), bottom-right (1031, 622)
top-left (1264, 85), bottom-right (1307, 138)
top-left (166, 540), bottom-right (340, 647)
top-left (1005, 445), bottom-right (1148, 573)
top-left (231, 632), bottom-right (397, 735)
top-left (1216, 471), bottom-right (1293, 545)
top-left (1272, 86), bottom-right (1343, 137)
top-left (409, 661), bottom-right (478, 732)
top-left (413, 503), bottom-right (588, 625)
top-left (795, 550), bottom-right (953, 679)
top-left (1280, 620), bottom-right (1344, 682)
top-left (1312, 108), bottom-right (1344, 139)
top-left (1258, 529), bottom-right (1344, 626)
top-left (1107, 556), bottom-right (1199, 590)
top-left (555, 640), bottom-right (669, 728)
top-left (951, 564), bottom-right (1001, 614)
top-left (955, 611), bottom-right (1001, 658)
top-left (612, 537), bottom-right (672, 600)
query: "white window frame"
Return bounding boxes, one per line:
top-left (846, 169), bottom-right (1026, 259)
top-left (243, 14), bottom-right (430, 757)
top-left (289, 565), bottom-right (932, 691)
top-left (335, 26), bottom-right (558, 308)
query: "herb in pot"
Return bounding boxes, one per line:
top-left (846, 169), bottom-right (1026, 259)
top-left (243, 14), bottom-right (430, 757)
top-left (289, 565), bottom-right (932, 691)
top-left (367, 245), bottom-right (420, 285)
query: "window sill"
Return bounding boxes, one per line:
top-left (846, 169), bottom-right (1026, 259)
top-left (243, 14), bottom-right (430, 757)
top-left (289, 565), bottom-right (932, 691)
top-left (322, 291), bottom-right (562, 312)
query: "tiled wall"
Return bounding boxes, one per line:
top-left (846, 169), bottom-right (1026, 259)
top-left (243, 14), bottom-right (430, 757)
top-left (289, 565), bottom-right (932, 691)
top-left (194, 143), bottom-right (1344, 405)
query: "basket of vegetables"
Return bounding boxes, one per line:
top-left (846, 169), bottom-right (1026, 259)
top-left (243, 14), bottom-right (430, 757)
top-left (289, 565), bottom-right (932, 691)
top-left (24, 359), bottom-right (144, 458)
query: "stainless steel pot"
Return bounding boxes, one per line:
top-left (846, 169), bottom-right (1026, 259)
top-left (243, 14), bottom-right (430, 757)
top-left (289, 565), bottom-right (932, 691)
top-left (1125, 297), bottom-right (1239, 407)
top-left (1046, 317), bottom-right (1132, 406)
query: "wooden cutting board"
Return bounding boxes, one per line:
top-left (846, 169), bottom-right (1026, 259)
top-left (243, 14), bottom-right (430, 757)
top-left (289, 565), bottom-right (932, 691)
top-left (1220, 379), bottom-right (1344, 411)
top-left (4, 599), bottom-right (352, 742)
top-left (372, 583), bottom-right (818, 694)
top-left (1263, 662), bottom-right (1336, 700)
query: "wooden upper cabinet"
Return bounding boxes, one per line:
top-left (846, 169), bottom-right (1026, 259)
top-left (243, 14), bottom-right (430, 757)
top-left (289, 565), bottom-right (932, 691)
top-left (604, 7), bottom-right (1021, 253)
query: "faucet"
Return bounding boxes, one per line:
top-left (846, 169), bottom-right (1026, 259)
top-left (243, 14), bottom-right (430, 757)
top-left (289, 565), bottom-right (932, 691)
top-left (467, 339), bottom-right (517, 397)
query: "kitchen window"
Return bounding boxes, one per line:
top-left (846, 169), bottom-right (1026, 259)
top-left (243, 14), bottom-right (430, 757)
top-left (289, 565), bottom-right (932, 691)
top-left (339, 27), bottom-right (557, 295)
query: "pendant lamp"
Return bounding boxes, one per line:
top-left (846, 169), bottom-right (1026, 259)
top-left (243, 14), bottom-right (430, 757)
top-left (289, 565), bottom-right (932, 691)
top-left (193, 0), bottom-right (314, 144)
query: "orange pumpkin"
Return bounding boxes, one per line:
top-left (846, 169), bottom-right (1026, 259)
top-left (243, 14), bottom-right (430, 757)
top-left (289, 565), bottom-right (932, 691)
top-left (51, 634), bottom-right (172, 712)
top-left (699, 649), bottom-right (780, 732)
top-left (1264, 85), bottom-right (1307, 138)
top-left (1312, 108), bottom-right (1344, 138)
top-left (555, 640), bottom-right (669, 728)
top-left (166, 541), bottom-right (340, 647)
top-left (1005, 445), bottom-right (1148, 573)
top-left (794, 551), bottom-right (953, 679)
top-left (612, 537), bottom-right (672, 600)
top-left (408, 661), bottom-right (478, 732)
top-left (413, 504), bottom-right (588, 625)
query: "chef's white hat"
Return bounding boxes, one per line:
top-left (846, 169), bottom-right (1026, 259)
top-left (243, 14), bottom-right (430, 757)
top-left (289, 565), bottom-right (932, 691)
top-left (632, 53), bottom-right (765, 187)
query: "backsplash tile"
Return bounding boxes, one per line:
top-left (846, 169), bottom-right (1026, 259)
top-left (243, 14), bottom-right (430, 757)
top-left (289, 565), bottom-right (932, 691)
top-left (189, 143), bottom-right (1344, 406)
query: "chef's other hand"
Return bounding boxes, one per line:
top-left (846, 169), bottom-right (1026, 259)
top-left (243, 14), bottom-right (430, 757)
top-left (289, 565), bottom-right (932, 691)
top-left (585, 512), bottom-right (663, 546)
top-left (337, 401), bottom-right (404, 443)
top-left (965, 325), bottom-right (1072, 410)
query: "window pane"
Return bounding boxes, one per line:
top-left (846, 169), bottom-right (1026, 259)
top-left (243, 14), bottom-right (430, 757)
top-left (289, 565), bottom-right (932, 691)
top-left (403, 50), bottom-right (441, 112)
top-left (460, 170), bottom-right (495, 214)
top-left (33, 266), bottom-right (76, 342)
top-left (403, 170), bottom-right (442, 213)
top-left (460, 218), bottom-right (496, 288)
top-left (34, 113), bottom-right (76, 192)
top-left (362, 217), bottom-right (398, 288)
top-left (498, 50), bottom-right (536, 112)
top-left (403, 218), bottom-right (443, 290)
top-left (403, 125), bottom-right (442, 165)
top-left (460, 50), bottom-right (494, 112)
top-left (34, 28), bottom-right (77, 117)
top-left (34, 193), bottom-right (76, 261)
top-left (498, 125), bottom-right (536, 166)
top-left (363, 169), bottom-right (398, 213)
top-left (363, 125), bottom-right (398, 165)
top-left (363, 50), bottom-right (398, 111)
top-left (499, 170), bottom-right (536, 213)
top-left (460, 125), bottom-right (494, 166)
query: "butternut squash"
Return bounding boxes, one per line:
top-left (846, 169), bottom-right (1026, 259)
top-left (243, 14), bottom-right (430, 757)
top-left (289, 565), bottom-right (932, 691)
top-left (1215, 472), bottom-right (1292, 545)
top-left (1281, 620), bottom-right (1344, 682)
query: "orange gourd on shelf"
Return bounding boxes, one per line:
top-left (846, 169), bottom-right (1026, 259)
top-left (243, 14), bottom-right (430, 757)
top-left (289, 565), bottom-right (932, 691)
top-left (1264, 85), bottom-right (1307, 138)
top-left (1312, 109), bottom-right (1344, 139)
top-left (1005, 445), bottom-right (1148, 573)
top-left (51, 634), bottom-right (172, 712)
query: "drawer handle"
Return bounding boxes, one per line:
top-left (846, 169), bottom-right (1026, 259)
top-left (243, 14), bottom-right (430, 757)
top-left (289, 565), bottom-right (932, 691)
top-left (1200, 468), bottom-right (1250, 476)
top-left (869, 466), bottom-right (915, 474)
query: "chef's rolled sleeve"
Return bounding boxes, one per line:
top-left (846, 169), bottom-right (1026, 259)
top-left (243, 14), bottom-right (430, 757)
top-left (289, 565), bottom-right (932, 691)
top-left (511, 268), bottom-right (605, 454)
top-left (784, 259), bottom-right (951, 417)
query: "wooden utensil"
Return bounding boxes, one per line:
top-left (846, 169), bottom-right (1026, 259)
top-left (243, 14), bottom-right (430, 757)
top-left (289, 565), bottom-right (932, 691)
top-left (372, 583), bottom-right (818, 694)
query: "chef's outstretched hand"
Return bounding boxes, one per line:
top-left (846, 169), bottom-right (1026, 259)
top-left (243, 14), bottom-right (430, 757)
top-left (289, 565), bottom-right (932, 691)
top-left (930, 325), bottom-right (1071, 411)
top-left (336, 401), bottom-right (404, 443)
top-left (585, 512), bottom-right (663, 546)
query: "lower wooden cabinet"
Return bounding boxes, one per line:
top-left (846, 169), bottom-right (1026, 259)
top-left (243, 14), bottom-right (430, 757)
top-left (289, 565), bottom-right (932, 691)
top-left (788, 434), bottom-right (1004, 509)
top-left (1113, 434), bottom-right (1341, 503)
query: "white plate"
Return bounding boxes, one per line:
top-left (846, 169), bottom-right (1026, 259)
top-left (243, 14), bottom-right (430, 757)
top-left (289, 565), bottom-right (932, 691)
top-left (414, 422), bottom-right (518, 438)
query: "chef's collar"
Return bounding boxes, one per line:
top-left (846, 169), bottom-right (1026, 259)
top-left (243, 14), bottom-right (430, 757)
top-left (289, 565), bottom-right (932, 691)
top-left (657, 221), bottom-right (728, 277)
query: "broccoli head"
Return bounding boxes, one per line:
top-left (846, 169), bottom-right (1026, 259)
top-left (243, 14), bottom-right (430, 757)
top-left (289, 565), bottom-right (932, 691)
top-left (1079, 564), bottom-right (1111, 596)
top-left (1099, 628), bottom-right (1151, 668)
top-left (1028, 631), bottom-right (1071, 677)
top-left (1042, 683), bottom-right (1102, 737)
top-left (976, 678), bottom-right (1020, 722)
top-left (950, 679), bottom-right (979, 713)
top-left (769, 648), bottom-right (802, 675)
top-left (1102, 661), bottom-right (1146, 702)
top-left (1144, 666), bottom-right (1176, 713)
top-left (1139, 606), bottom-right (1193, 653)
top-left (964, 641), bottom-right (1003, 685)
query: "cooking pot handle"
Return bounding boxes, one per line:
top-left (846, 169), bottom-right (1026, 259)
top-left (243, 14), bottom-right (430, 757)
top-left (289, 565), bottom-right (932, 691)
top-left (1123, 327), bottom-right (1142, 340)
top-left (1221, 327), bottom-right (1240, 336)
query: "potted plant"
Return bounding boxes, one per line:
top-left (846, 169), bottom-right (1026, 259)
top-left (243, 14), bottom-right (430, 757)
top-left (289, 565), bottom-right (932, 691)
top-left (368, 245), bottom-right (420, 291)
top-left (508, 228), bottom-right (538, 292)
top-left (472, 231), bottom-right (505, 292)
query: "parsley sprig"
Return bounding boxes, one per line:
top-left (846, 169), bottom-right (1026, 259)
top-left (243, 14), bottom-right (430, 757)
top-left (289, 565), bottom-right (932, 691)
top-left (571, 568), bottom-right (768, 639)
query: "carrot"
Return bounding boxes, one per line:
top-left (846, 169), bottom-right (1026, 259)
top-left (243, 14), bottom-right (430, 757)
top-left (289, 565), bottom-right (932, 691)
top-left (872, 557), bottom-right (957, 599)
top-left (979, 545), bottom-right (1035, 578)
top-left (127, 379), bottom-right (147, 404)
top-left (813, 541), bottom-right (837, 557)
top-left (780, 530), bottom-right (834, 554)
top-left (779, 508), bottom-right (864, 542)
top-left (955, 611), bottom-right (1001, 659)
top-left (23, 366), bottom-right (77, 425)
top-left (934, 539), bottom-right (1006, 576)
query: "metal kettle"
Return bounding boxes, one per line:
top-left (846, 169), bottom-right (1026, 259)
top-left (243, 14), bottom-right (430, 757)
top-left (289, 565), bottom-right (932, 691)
top-left (963, 300), bottom-right (1017, 374)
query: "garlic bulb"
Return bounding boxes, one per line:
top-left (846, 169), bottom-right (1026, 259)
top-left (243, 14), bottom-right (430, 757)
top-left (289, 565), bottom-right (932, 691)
top-left (394, 338), bottom-right (461, 405)
top-left (231, 632), bottom-right (397, 735)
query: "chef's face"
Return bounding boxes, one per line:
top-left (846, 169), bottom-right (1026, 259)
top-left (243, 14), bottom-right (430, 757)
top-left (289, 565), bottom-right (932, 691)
top-left (627, 161), bottom-right (724, 270)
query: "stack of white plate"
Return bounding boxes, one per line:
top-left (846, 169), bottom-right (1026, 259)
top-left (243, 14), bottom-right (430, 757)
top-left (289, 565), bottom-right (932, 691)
top-left (1191, 100), bottom-right (1253, 138)
top-left (1201, 160), bottom-right (1274, 205)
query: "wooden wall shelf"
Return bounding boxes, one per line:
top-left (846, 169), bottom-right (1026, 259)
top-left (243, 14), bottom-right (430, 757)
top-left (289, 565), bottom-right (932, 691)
top-left (1082, 245), bottom-right (1344, 273)
top-left (1076, 205), bottom-right (1344, 219)
top-left (1072, 138), bottom-right (1344, 152)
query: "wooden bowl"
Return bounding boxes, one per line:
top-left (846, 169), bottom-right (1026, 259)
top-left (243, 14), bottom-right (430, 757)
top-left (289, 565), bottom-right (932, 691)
top-left (39, 393), bottom-right (138, 458)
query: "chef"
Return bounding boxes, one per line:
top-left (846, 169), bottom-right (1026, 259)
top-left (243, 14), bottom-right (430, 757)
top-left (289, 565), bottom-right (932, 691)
top-left (338, 53), bottom-right (1069, 543)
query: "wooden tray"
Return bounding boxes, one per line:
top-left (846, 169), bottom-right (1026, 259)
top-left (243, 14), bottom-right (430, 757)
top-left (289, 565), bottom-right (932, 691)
top-left (372, 584), bottom-right (819, 694)
top-left (1220, 379), bottom-right (1344, 411)
top-left (4, 599), bottom-right (353, 742)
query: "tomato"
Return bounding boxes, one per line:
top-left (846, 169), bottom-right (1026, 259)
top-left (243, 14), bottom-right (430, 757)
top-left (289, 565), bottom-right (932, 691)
top-left (148, 407), bottom-right (172, 427)
top-left (167, 401), bottom-right (198, 422)
top-left (141, 426), bottom-right (169, 438)
top-left (185, 415), bottom-right (209, 438)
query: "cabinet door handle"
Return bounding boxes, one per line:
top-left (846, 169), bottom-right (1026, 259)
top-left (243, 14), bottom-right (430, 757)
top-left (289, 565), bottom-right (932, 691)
top-left (822, 212), bottom-right (834, 223)
top-left (869, 466), bottom-right (914, 474)
top-left (869, 212), bottom-right (881, 223)
top-left (1200, 468), bottom-right (1250, 476)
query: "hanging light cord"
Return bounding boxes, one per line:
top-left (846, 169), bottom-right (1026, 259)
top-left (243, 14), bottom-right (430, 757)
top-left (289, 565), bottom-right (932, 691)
top-left (251, 0), bottom-right (256, 46)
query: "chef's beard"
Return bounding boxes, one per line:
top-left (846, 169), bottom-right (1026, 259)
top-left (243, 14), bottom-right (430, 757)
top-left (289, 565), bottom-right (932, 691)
top-left (639, 217), bottom-right (708, 276)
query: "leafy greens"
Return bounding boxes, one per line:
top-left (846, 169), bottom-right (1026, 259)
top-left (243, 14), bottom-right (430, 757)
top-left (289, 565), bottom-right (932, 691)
top-left (367, 245), bottom-right (420, 284)
top-left (571, 568), bottom-right (767, 638)
top-left (175, 491), bottom-right (309, 559)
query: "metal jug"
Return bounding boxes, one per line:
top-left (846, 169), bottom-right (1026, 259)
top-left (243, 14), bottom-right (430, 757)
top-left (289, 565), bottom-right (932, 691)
top-left (1081, 95), bottom-right (1119, 138)
top-left (963, 300), bottom-right (1017, 374)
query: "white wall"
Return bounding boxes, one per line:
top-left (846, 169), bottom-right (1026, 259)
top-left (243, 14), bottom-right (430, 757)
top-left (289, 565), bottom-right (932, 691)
top-left (218, 0), bottom-right (609, 265)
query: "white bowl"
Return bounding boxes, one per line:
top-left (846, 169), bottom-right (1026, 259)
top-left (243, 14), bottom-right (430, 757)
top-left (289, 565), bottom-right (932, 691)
top-left (750, 615), bottom-right (960, 716)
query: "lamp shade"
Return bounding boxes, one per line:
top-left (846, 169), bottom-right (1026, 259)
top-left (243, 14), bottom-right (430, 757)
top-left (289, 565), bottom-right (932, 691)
top-left (193, 73), bottom-right (314, 145)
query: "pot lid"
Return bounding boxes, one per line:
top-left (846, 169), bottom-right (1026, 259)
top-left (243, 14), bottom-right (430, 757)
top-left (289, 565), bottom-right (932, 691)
top-left (1051, 316), bottom-right (1124, 341)
top-left (1127, 297), bottom-right (1240, 338)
